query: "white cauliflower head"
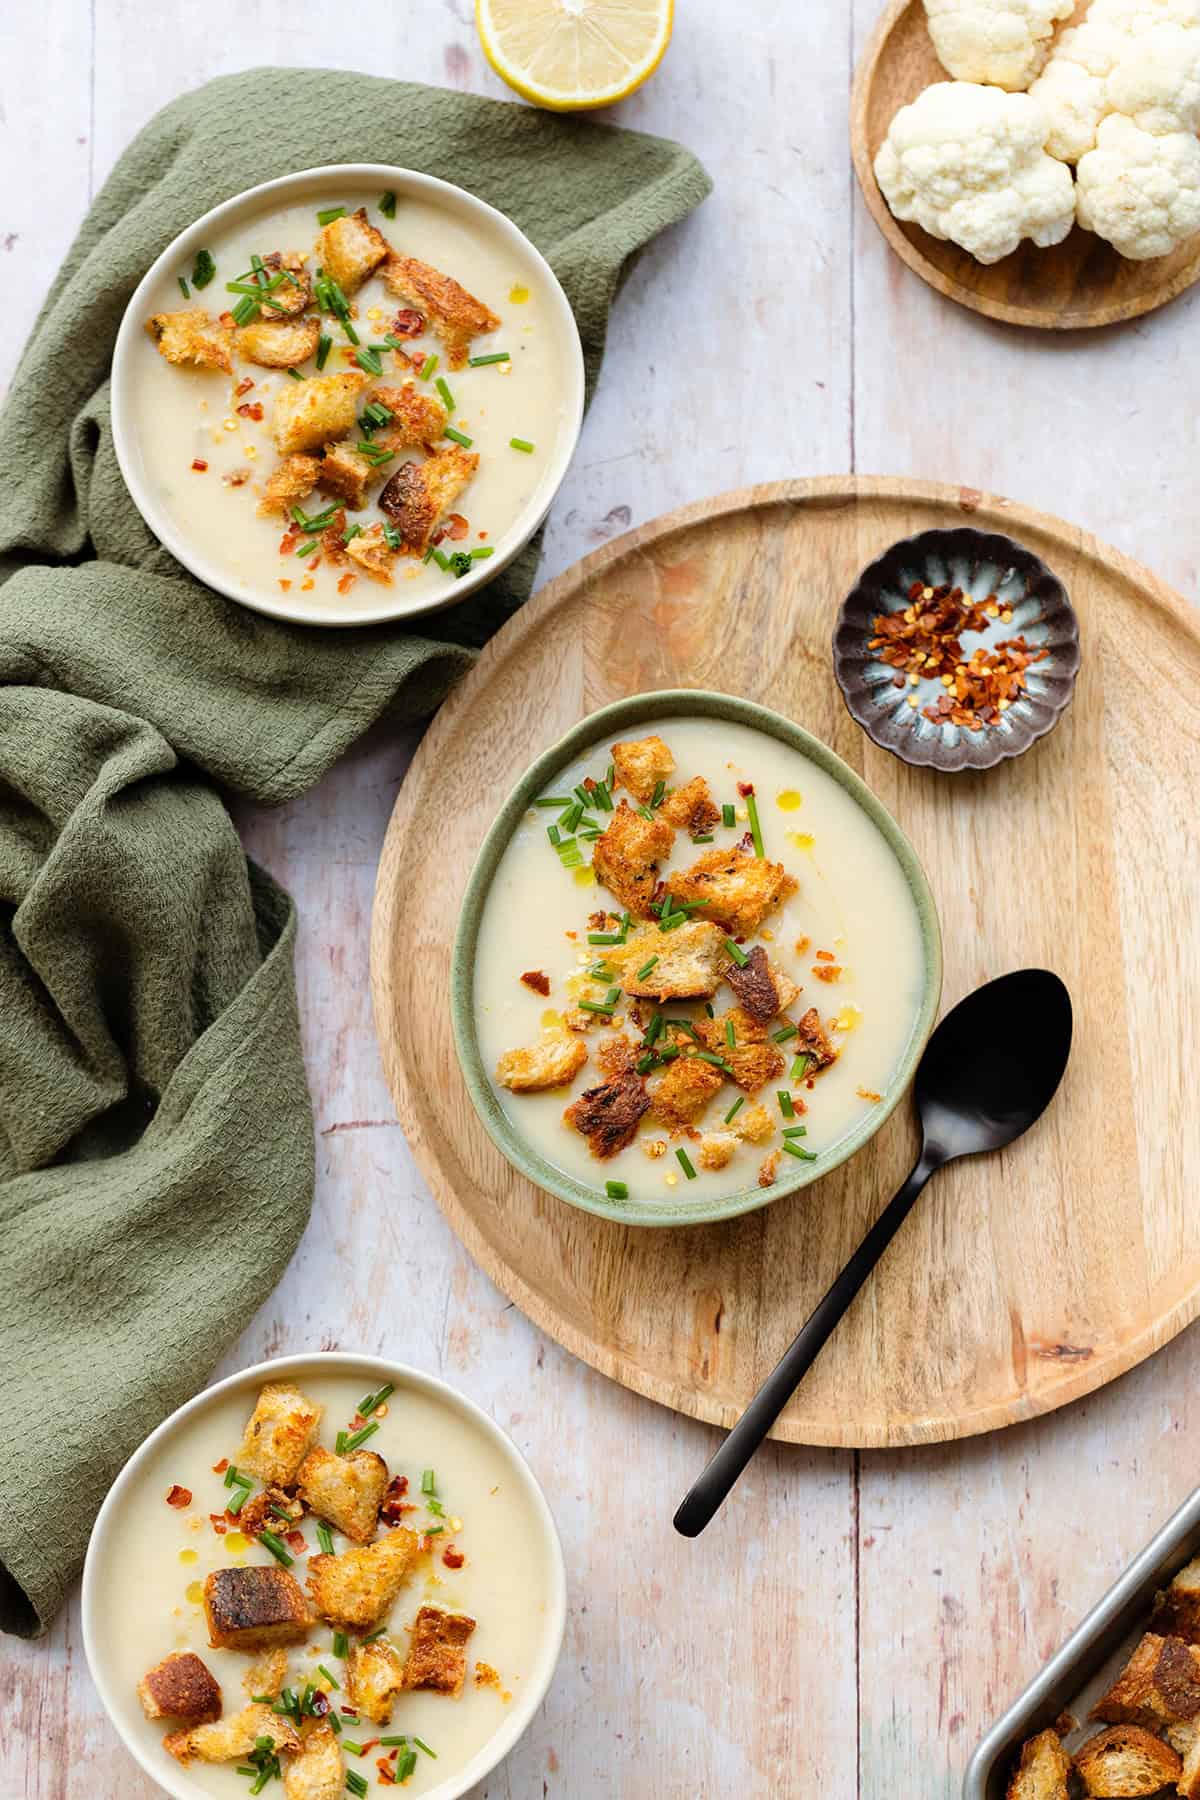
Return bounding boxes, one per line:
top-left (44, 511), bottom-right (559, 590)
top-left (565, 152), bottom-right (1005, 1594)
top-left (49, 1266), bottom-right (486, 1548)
top-left (924, 0), bottom-right (1075, 91)
top-left (1075, 111), bottom-right (1200, 254)
top-left (874, 82), bottom-right (1077, 263)
top-left (1030, 0), bottom-right (1200, 158)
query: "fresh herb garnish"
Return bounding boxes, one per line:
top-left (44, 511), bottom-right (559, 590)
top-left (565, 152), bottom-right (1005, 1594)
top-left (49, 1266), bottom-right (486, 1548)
top-left (676, 1147), bottom-right (697, 1180)
top-left (317, 1523), bottom-right (335, 1555)
top-left (178, 276), bottom-right (191, 299)
top-left (782, 1139), bottom-right (818, 1161)
top-left (379, 190), bottom-right (397, 218)
top-left (724, 938), bottom-right (748, 967)
top-left (435, 376), bottom-right (455, 413)
top-left (606, 1180), bottom-right (629, 1199)
top-left (722, 803), bottom-right (735, 828)
top-left (777, 1090), bottom-right (795, 1120)
top-left (724, 1096), bottom-right (744, 1124)
top-left (772, 1022), bottom-right (798, 1042)
top-left (316, 205), bottom-right (347, 226)
top-left (510, 436), bottom-right (535, 453)
top-left (316, 332), bottom-right (332, 371)
top-left (468, 351), bottom-right (511, 366)
top-left (259, 1530), bottom-right (294, 1568)
top-left (191, 248), bottom-right (216, 289)
top-left (746, 791), bottom-right (765, 857)
top-left (443, 426), bottom-right (473, 448)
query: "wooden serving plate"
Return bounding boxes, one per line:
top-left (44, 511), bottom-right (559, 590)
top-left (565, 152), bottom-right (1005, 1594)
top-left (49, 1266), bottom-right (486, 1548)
top-left (370, 477), bottom-right (1200, 1448)
top-left (851, 0), bottom-right (1200, 329)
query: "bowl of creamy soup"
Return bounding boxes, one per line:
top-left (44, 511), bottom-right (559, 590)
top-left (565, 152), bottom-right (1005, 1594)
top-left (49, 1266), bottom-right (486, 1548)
top-left (453, 691), bottom-right (942, 1227)
top-left (111, 166), bottom-right (584, 627)
top-left (82, 1353), bottom-right (566, 1799)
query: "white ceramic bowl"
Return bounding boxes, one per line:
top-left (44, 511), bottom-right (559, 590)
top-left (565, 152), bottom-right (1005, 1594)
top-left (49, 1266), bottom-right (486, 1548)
top-left (82, 1351), bottom-right (567, 1800)
top-left (111, 165), bottom-right (585, 628)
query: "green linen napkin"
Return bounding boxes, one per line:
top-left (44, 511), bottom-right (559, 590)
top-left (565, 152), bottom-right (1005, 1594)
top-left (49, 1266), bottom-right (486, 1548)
top-left (0, 67), bottom-right (710, 1636)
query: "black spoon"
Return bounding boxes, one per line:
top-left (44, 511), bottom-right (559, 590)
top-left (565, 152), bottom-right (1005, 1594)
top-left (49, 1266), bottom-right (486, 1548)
top-left (673, 968), bottom-right (1073, 1538)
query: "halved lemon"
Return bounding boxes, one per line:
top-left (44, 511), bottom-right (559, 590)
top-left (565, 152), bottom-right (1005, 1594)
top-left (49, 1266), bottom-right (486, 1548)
top-left (476, 0), bottom-right (674, 111)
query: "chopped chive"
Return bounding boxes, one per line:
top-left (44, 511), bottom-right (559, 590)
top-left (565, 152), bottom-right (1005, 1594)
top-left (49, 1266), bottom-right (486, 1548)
top-left (286, 366), bottom-right (304, 380)
top-left (535, 795), bottom-right (572, 807)
top-left (573, 783), bottom-right (592, 807)
top-left (342, 523), bottom-right (363, 544)
top-left (635, 957), bottom-right (659, 980)
top-left (341, 317), bottom-right (360, 345)
top-left (722, 803), bottom-right (736, 828)
top-left (705, 1002), bottom-right (715, 1017)
top-left (316, 1663), bottom-right (340, 1689)
top-left (510, 436), bottom-right (535, 453)
top-left (592, 782), bottom-right (614, 810)
top-left (412, 1738), bottom-right (437, 1759)
top-left (676, 1147), bottom-right (697, 1180)
top-left (316, 332), bottom-right (332, 370)
top-left (342, 1741), bottom-right (366, 1756)
top-left (224, 1464), bottom-right (243, 1488)
top-left (269, 1503), bottom-right (294, 1520)
top-left (468, 351), bottom-right (511, 366)
top-left (295, 538), bottom-right (319, 558)
top-left (782, 1124), bottom-right (808, 1137)
top-left (178, 275), bottom-right (191, 299)
top-left (379, 1736), bottom-right (409, 1749)
top-left (725, 1020), bottom-right (736, 1048)
top-left (424, 1525), bottom-right (445, 1536)
top-left (225, 1481), bottom-right (252, 1515)
top-left (650, 779), bottom-right (667, 808)
top-left (724, 938), bottom-right (748, 967)
top-left (791, 1053), bottom-right (810, 1082)
top-left (471, 545), bottom-right (495, 560)
top-left (435, 376), bottom-right (455, 413)
top-left (328, 1713), bottom-right (342, 1736)
top-left (588, 930), bottom-right (621, 945)
top-left (635, 1054), bottom-right (657, 1074)
top-left (772, 1022), bottom-right (799, 1042)
top-left (547, 826), bottom-right (561, 846)
top-left (746, 791), bottom-right (765, 857)
top-left (724, 1096), bottom-right (745, 1124)
top-left (559, 801), bottom-right (583, 832)
top-left (777, 1090), bottom-right (795, 1120)
top-left (421, 1468), bottom-right (437, 1496)
top-left (420, 352), bottom-right (438, 380)
top-left (664, 1018), bottom-right (701, 1040)
top-left (363, 1626), bottom-right (388, 1643)
top-left (317, 1523), bottom-right (335, 1555)
top-left (191, 248), bottom-right (216, 289)
top-left (379, 190), bottom-right (397, 218)
top-left (332, 1632), bottom-right (349, 1658)
top-left (782, 1140), bottom-right (818, 1161)
top-left (231, 295), bottom-right (259, 326)
top-left (259, 1530), bottom-right (294, 1568)
top-left (443, 425), bottom-right (473, 448)
top-left (692, 833), bottom-right (715, 843)
top-left (694, 1050), bottom-right (734, 1073)
top-left (346, 1772), bottom-right (368, 1797)
top-left (645, 1013), bottom-right (664, 1046)
top-left (317, 205), bottom-right (347, 226)
top-left (396, 1750), bottom-right (418, 1782)
top-left (577, 999), bottom-right (615, 1016)
top-left (606, 1180), bottom-right (629, 1200)
top-left (355, 346), bottom-right (383, 376)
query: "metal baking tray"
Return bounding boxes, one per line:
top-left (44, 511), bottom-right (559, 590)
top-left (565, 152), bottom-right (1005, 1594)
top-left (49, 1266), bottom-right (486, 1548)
top-left (965, 1484), bottom-right (1200, 1797)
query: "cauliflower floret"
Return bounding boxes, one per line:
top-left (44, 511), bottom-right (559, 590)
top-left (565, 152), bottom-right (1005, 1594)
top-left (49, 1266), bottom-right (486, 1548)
top-left (1075, 111), bottom-right (1200, 253)
top-left (924, 0), bottom-right (1075, 91)
top-left (1106, 20), bottom-right (1200, 132)
top-left (1031, 2), bottom-right (1200, 160)
top-left (874, 82), bottom-right (1076, 262)
top-left (1029, 31), bottom-right (1119, 160)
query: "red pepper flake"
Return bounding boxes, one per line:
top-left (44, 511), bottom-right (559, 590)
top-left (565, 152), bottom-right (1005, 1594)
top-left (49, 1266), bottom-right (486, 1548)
top-left (737, 780), bottom-right (755, 797)
top-left (380, 1474), bottom-right (411, 1525)
top-left (857, 1087), bottom-right (882, 1103)
top-left (445, 513), bottom-right (469, 541)
top-left (209, 1513), bottom-right (228, 1535)
top-left (377, 1767), bottom-right (397, 1787)
top-left (234, 377), bottom-right (255, 398)
top-left (219, 310), bottom-right (236, 328)
top-left (442, 1544), bottom-right (465, 1569)
top-left (520, 970), bottom-right (550, 996)
top-left (478, 529), bottom-right (489, 541)
top-left (223, 467), bottom-right (251, 488)
top-left (359, 1740), bottom-right (380, 1756)
top-left (278, 579), bottom-right (292, 591)
top-left (191, 459), bottom-right (208, 472)
top-left (337, 572), bottom-right (357, 595)
top-left (279, 526), bottom-right (301, 555)
top-left (165, 1485), bottom-right (192, 1509)
top-left (236, 401), bottom-right (264, 421)
top-left (815, 949), bottom-right (836, 961)
top-left (212, 1458), bottom-right (230, 1474)
top-left (812, 964), bottom-right (842, 984)
top-left (871, 584), bottom-right (1047, 732)
top-left (285, 1530), bottom-right (307, 1555)
top-left (390, 308), bottom-right (424, 339)
top-left (311, 1690), bottom-right (330, 1717)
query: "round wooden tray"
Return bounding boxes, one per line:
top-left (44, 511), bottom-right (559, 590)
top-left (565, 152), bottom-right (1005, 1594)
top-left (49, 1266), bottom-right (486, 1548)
top-left (851, 0), bottom-right (1200, 330)
top-left (370, 477), bottom-right (1200, 1448)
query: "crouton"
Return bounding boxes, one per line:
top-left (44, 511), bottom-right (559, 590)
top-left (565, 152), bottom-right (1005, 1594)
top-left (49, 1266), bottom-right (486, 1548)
top-left (344, 522), bottom-right (399, 584)
top-left (1073, 1724), bottom-right (1180, 1795)
top-left (610, 736), bottom-right (675, 804)
top-left (165, 1703), bottom-right (299, 1765)
top-left (316, 207), bottom-right (391, 296)
top-left (1153, 1558), bottom-right (1200, 1644)
top-left (297, 1446), bottom-right (389, 1545)
top-left (724, 945), bottom-right (802, 1024)
top-left (401, 1606), bottom-right (477, 1696)
top-left (370, 381), bottom-right (449, 450)
top-left (668, 844), bottom-right (798, 938)
top-left (146, 308), bottom-right (233, 373)
top-left (613, 921), bottom-right (729, 1003)
top-left (260, 251), bottom-right (313, 316)
top-left (237, 1486), bottom-right (304, 1540)
top-left (137, 1652), bottom-right (221, 1723)
top-left (758, 1150), bottom-right (781, 1187)
top-left (346, 1639), bottom-right (407, 1724)
top-left (661, 776), bottom-right (721, 835)
top-left (272, 371), bottom-right (368, 454)
top-left (1091, 1633), bottom-right (1200, 1728)
top-left (496, 1032), bottom-right (588, 1093)
top-left (237, 1381), bottom-right (323, 1485)
top-left (795, 1006), bottom-right (837, 1074)
top-left (697, 1132), bottom-right (738, 1171)
top-left (731, 1102), bottom-right (775, 1143)
top-left (649, 1056), bottom-right (724, 1131)
top-left (306, 1527), bottom-right (420, 1631)
top-left (381, 255), bottom-right (500, 368)
top-left (257, 454), bottom-right (321, 518)
top-left (243, 1647), bottom-right (289, 1700)
top-left (204, 1566), bottom-right (311, 1651)
top-left (316, 442), bottom-right (376, 511)
top-left (378, 446), bottom-right (479, 553)
top-left (563, 1066), bottom-right (650, 1159)
top-left (595, 1036), bottom-right (640, 1079)
top-left (1168, 1723), bottom-right (1200, 1800)
top-left (282, 1720), bottom-right (343, 1800)
top-left (236, 316), bottom-right (322, 368)
top-left (592, 802), bottom-right (675, 919)
top-left (1006, 1729), bottom-right (1073, 1800)
top-left (695, 1012), bottom-right (785, 1095)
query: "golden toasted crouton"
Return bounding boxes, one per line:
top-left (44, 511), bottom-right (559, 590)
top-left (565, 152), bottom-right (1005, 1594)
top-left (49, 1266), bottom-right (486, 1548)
top-left (697, 1132), bottom-right (738, 1171)
top-left (378, 447), bottom-right (479, 553)
top-left (696, 1012), bottom-right (784, 1095)
top-left (237, 1486), bottom-right (304, 1540)
top-left (346, 1639), bottom-right (407, 1724)
top-left (1074, 1723), bottom-right (1180, 1795)
top-left (795, 1006), bottom-right (837, 1074)
top-left (1168, 1723), bottom-right (1200, 1800)
top-left (371, 382), bottom-right (449, 450)
top-left (649, 1056), bottom-right (724, 1131)
top-left (306, 1528), bottom-right (419, 1631)
top-left (401, 1606), bottom-right (477, 1695)
top-left (317, 207), bottom-right (391, 296)
top-left (204, 1566), bottom-right (311, 1651)
top-left (731, 1102), bottom-right (774, 1143)
top-left (316, 442), bottom-right (375, 511)
top-left (668, 844), bottom-right (797, 938)
top-left (243, 1646), bottom-right (289, 1700)
top-left (146, 308), bottom-right (233, 373)
top-left (496, 1033), bottom-right (588, 1093)
top-left (758, 1150), bottom-right (780, 1187)
top-left (258, 454), bottom-right (321, 518)
top-left (236, 316), bottom-right (322, 369)
top-left (259, 251), bottom-right (313, 316)
top-left (137, 1652), bottom-right (221, 1723)
top-left (610, 736), bottom-right (674, 804)
top-left (1006, 1728), bottom-right (1073, 1800)
top-left (297, 1446), bottom-right (389, 1545)
top-left (343, 523), bottom-right (399, 585)
top-left (1153, 1558), bottom-right (1200, 1644)
top-left (563, 1066), bottom-right (650, 1159)
top-left (381, 255), bottom-right (500, 368)
top-left (282, 1720), bottom-right (342, 1800)
top-left (661, 776), bottom-right (721, 835)
top-left (592, 802), bottom-right (675, 919)
top-left (613, 922), bottom-right (729, 1003)
top-left (165, 1703), bottom-right (299, 1766)
top-left (1091, 1633), bottom-right (1200, 1728)
top-left (272, 371), bottom-right (368, 455)
top-left (237, 1381), bottom-right (323, 1485)
top-left (724, 945), bottom-right (801, 1024)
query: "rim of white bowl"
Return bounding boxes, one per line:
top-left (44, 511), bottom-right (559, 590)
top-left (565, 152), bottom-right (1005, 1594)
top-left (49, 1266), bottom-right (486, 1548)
top-left (81, 1350), bottom-right (568, 1800)
top-left (110, 164), bottom-right (585, 629)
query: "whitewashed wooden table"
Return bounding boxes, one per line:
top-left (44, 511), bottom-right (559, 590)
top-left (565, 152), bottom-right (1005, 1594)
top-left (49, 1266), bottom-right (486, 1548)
top-left (4, 3), bottom-right (1199, 1795)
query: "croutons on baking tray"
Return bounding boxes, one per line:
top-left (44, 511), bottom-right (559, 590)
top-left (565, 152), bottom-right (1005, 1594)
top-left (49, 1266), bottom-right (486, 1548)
top-left (1091, 1632), bottom-right (1200, 1729)
top-left (282, 1720), bottom-right (343, 1800)
top-left (203, 1565), bottom-right (311, 1651)
top-left (137, 1651), bottom-right (221, 1723)
top-left (1073, 1723), bottom-right (1181, 1796)
top-left (306, 1526), bottom-right (420, 1630)
top-left (401, 1605), bottom-right (477, 1696)
top-left (1004, 1727), bottom-right (1072, 1800)
top-left (346, 1637), bottom-right (407, 1723)
top-left (236, 1381), bottom-right (323, 1485)
top-left (1153, 1557), bottom-right (1200, 1645)
top-left (165, 1702), bottom-right (300, 1765)
top-left (296, 1445), bottom-right (389, 1545)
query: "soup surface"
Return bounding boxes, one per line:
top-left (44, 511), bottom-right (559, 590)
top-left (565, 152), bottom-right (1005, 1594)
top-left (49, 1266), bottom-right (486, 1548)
top-left (125, 186), bottom-right (572, 619)
top-left (89, 1365), bottom-right (558, 1796)
top-left (474, 717), bottom-right (929, 1208)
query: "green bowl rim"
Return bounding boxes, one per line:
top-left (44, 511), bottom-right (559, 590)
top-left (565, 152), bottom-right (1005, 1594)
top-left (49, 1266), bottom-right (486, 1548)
top-left (450, 689), bottom-right (943, 1229)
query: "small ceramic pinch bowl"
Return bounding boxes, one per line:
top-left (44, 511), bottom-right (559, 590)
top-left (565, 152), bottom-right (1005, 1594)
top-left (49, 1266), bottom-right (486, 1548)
top-left (832, 527), bottom-right (1080, 772)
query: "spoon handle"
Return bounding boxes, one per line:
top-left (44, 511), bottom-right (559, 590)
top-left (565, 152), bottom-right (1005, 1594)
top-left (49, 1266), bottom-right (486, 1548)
top-left (673, 1151), bottom-right (937, 1538)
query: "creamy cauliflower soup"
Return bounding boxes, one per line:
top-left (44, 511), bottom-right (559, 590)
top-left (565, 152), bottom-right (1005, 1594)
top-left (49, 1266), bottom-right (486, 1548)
top-left (474, 716), bottom-right (929, 1208)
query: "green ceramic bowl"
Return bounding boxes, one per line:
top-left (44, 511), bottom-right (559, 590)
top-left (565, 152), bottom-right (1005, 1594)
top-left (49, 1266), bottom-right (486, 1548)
top-left (451, 690), bottom-right (943, 1229)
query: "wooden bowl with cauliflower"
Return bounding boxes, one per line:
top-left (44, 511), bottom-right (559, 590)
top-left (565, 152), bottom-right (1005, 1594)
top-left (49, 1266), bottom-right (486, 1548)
top-left (851, 0), bottom-right (1200, 327)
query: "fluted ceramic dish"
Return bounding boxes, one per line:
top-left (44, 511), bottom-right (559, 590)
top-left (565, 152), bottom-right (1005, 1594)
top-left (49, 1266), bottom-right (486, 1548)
top-left (832, 527), bottom-right (1080, 773)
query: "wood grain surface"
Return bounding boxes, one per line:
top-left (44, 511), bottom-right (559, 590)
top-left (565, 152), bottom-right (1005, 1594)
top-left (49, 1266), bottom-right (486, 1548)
top-left (371, 476), bottom-right (1200, 1449)
top-left (851, 0), bottom-right (1200, 329)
